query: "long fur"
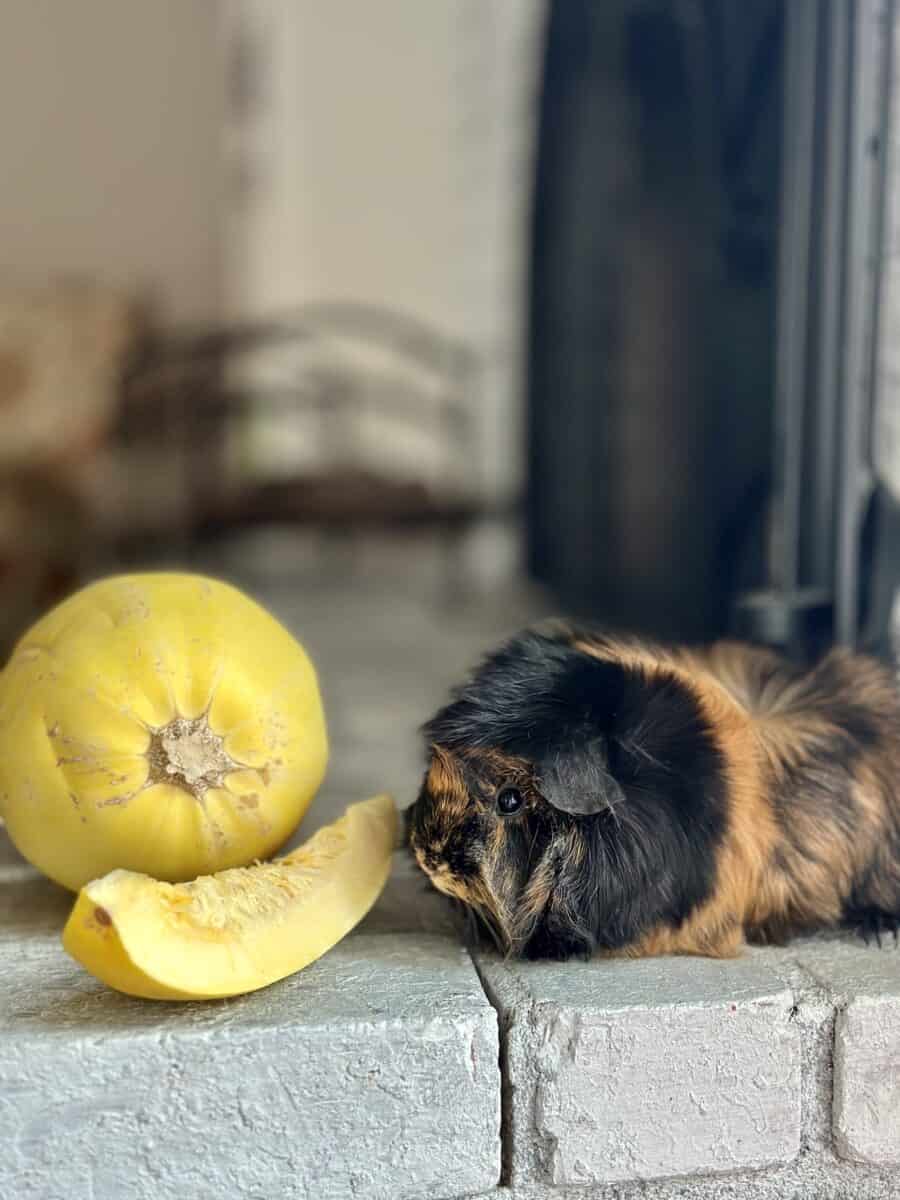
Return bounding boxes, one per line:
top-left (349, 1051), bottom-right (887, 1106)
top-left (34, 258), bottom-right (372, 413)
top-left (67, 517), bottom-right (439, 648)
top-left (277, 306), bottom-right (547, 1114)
top-left (406, 624), bottom-right (900, 960)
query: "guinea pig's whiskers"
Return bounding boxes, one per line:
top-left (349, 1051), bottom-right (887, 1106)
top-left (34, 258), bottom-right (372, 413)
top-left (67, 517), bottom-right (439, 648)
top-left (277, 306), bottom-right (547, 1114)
top-left (451, 900), bottom-right (482, 950)
top-left (621, 733), bottom-right (671, 773)
top-left (525, 823), bottom-right (542, 871)
top-left (461, 904), bottom-right (479, 947)
top-left (469, 899), bottom-right (507, 954)
top-left (602, 793), bottom-right (624, 831)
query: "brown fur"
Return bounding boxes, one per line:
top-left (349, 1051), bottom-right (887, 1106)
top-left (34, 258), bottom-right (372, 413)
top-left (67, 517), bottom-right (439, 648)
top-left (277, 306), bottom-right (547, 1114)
top-left (409, 629), bottom-right (900, 959)
top-left (563, 635), bottom-right (900, 955)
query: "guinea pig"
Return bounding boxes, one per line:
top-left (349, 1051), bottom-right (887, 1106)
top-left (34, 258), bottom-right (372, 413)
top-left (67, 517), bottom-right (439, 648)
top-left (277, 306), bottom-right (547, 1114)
top-left (406, 623), bottom-right (900, 960)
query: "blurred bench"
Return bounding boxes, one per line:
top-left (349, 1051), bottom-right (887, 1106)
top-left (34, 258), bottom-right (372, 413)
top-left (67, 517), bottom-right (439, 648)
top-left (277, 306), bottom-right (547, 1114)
top-left (113, 303), bottom-right (500, 595)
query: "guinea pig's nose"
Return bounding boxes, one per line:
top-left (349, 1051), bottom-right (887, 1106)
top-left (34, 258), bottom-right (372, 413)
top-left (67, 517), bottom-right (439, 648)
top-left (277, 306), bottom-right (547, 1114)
top-left (422, 848), bottom-right (443, 872)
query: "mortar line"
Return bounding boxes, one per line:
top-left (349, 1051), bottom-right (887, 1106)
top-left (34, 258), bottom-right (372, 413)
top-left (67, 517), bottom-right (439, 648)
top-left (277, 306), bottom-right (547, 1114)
top-left (468, 950), bottom-right (516, 1189)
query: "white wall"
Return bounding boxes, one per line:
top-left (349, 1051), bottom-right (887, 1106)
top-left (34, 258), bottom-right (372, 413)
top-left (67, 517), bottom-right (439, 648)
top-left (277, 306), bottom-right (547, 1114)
top-left (0, 0), bottom-right (545, 498)
top-left (224, 0), bottom-right (460, 329)
top-left (876, 0), bottom-right (900, 502)
top-left (223, 0), bottom-right (545, 500)
top-left (0, 0), bottom-right (224, 325)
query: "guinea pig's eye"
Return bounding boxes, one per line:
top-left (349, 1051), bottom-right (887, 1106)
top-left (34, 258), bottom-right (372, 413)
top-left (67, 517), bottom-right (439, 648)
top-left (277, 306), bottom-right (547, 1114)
top-left (496, 785), bottom-right (525, 816)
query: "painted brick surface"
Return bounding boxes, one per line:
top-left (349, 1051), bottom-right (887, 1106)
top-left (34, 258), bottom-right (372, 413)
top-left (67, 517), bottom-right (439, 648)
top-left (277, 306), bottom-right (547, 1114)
top-left (0, 866), bottom-right (500, 1200)
top-left (9, 551), bottom-right (900, 1198)
top-left (834, 997), bottom-right (900, 1166)
top-left (794, 937), bottom-right (900, 1166)
top-left (479, 953), bottom-right (801, 1187)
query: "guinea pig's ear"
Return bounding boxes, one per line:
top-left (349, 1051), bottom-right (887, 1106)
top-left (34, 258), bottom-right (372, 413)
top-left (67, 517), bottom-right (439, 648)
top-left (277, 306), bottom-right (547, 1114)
top-left (535, 737), bottom-right (618, 816)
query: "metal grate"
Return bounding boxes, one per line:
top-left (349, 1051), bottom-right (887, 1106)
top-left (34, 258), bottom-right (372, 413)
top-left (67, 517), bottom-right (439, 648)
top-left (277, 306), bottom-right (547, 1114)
top-left (736, 0), bottom-right (896, 656)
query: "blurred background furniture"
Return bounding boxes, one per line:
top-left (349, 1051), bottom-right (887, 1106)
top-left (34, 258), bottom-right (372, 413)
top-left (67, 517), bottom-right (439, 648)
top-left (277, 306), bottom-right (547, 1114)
top-left (0, 286), bottom-right (495, 658)
top-left (0, 279), bottom-right (137, 652)
top-left (1, 1), bottom-right (899, 668)
top-left (107, 303), bottom-right (492, 595)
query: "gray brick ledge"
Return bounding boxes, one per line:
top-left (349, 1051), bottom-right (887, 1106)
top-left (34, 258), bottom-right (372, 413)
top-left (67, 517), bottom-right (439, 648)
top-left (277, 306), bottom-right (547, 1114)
top-left (477, 953), bottom-right (802, 1189)
top-left (8, 833), bottom-right (900, 1199)
top-left (472, 1160), bottom-right (900, 1200)
top-left (789, 937), bottom-right (900, 1170)
top-left (0, 852), bottom-right (501, 1200)
top-left (472, 935), bottom-right (900, 1200)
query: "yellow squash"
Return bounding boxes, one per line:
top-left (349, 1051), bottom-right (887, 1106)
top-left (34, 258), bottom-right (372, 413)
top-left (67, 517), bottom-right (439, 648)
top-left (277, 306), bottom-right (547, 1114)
top-left (0, 573), bottom-right (328, 891)
top-left (62, 794), bottom-right (397, 1000)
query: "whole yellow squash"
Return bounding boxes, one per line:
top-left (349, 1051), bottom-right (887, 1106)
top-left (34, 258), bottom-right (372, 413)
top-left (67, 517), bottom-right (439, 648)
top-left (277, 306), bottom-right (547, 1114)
top-left (0, 573), bottom-right (328, 891)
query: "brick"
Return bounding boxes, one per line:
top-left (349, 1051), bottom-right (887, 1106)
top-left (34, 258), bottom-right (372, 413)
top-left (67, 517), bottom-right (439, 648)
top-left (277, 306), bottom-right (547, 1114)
top-left (794, 936), bottom-right (900, 1165)
top-left (834, 997), bottom-right (900, 1166)
top-left (479, 953), bottom-right (801, 1187)
top-left (0, 864), bottom-right (501, 1200)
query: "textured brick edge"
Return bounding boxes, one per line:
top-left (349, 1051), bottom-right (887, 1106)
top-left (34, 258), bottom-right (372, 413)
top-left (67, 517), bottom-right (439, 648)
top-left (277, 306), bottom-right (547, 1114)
top-left (7, 839), bottom-right (900, 1198)
top-left (466, 939), bottom-right (900, 1200)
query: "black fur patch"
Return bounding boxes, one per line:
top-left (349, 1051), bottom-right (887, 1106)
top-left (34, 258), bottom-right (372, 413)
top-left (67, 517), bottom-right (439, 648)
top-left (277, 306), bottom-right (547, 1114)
top-left (589, 665), bottom-right (728, 948)
top-left (423, 629), bottom-right (730, 955)
top-left (422, 629), bottom-right (622, 755)
top-left (844, 905), bottom-right (900, 947)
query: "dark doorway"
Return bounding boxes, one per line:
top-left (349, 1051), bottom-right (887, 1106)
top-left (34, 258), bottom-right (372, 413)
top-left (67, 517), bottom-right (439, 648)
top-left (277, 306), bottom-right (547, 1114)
top-left (527, 0), bottom-right (895, 658)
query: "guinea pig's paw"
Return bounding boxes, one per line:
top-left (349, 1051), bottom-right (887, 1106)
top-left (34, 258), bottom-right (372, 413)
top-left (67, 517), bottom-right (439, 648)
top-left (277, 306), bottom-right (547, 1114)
top-left (848, 906), bottom-right (900, 948)
top-left (521, 926), bottom-right (595, 962)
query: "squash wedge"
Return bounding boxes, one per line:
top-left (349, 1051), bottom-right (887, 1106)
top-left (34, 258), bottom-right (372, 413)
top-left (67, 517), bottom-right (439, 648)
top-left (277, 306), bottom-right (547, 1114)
top-left (62, 794), bottom-right (397, 1000)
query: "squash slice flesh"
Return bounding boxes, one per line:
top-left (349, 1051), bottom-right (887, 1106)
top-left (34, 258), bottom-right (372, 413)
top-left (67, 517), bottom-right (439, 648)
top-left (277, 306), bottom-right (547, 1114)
top-left (62, 794), bottom-right (397, 1000)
